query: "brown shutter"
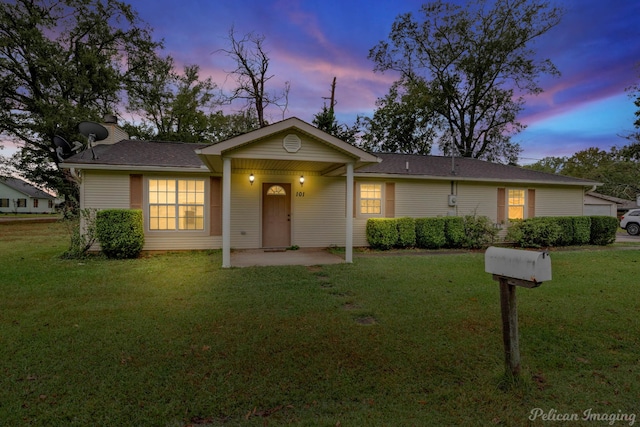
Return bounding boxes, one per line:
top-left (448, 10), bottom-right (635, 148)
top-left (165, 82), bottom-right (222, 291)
top-left (527, 189), bottom-right (536, 219)
top-left (497, 187), bottom-right (506, 223)
top-left (130, 174), bottom-right (143, 209)
top-left (385, 182), bottom-right (395, 218)
top-left (210, 177), bottom-right (222, 236)
top-left (353, 180), bottom-right (357, 218)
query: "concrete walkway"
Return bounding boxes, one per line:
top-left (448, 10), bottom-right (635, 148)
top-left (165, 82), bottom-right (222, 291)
top-left (230, 248), bottom-right (345, 267)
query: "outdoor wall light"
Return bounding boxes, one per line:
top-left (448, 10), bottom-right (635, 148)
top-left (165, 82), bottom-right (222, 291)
top-left (249, 173), bottom-right (255, 186)
top-left (299, 175), bottom-right (305, 187)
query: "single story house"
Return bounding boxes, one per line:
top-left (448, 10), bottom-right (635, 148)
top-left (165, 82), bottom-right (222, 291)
top-left (0, 177), bottom-right (57, 214)
top-left (584, 191), bottom-right (637, 217)
top-left (61, 117), bottom-right (598, 267)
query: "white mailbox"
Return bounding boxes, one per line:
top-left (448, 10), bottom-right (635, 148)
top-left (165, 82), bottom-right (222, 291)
top-left (484, 246), bottom-right (552, 287)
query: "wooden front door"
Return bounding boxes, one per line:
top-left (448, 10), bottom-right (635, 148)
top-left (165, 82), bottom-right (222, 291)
top-left (262, 183), bottom-right (291, 248)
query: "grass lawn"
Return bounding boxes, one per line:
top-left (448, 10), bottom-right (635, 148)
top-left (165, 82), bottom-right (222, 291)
top-left (1, 221), bottom-right (639, 426)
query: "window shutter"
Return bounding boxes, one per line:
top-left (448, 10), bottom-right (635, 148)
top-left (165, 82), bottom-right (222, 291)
top-left (210, 177), bottom-right (222, 236)
top-left (527, 189), bottom-right (536, 218)
top-left (385, 182), bottom-right (395, 218)
top-left (353, 180), bottom-right (357, 218)
top-left (130, 174), bottom-right (143, 209)
top-left (497, 187), bottom-right (506, 223)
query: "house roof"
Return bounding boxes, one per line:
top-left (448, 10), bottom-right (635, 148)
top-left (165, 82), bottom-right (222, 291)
top-left (586, 191), bottom-right (637, 210)
top-left (61, 119), bottom-right (597, 188)
top-left (64, 140), bottom-right (210, 171)
top-left (357, 153), bottom-right (598, 186)
top-left (0, 177), bottom-right (55, 199)
top-left (196, 117), bottom-right (380, 173)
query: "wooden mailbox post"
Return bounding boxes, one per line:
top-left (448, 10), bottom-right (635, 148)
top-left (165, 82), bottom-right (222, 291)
top-left (484, 247), bottom-right (552, 376)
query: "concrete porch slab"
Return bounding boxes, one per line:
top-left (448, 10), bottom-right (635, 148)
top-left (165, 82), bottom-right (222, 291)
top-left (230, 248), bottom-right (344, 267)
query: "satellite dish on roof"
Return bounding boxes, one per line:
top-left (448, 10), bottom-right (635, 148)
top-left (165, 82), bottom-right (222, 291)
top-left (53, 135), bottom-right (83, 162)
top-left (78, 121), bottom-right (108, 159)
top-left (78, 121), bottom-right (108, 141)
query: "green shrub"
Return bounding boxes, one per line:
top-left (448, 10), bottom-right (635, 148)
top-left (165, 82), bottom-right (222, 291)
top-left (572, 216), bottom-right (591, 245)
top-left (366, 218), bottom-right (398, 250)
top-left (444, 216), bottom-right (465, 248)
top-left (506, 217), bottom-right (562, 248)
top-left (462, 214), bottom-right (498, 249)
top-left (415, 217), bottom-right (446, 249)
top-left (552, 216), bottom-right (575, 246)
top-left (589, 216), bottom-right (618, 245)
top-left (396, 217), bottom-right (416, 248)
top-left (95, 209), bottom-right (145, 259)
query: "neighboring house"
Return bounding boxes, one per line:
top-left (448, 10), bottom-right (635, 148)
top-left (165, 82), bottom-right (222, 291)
top-left (585, 191), bottom-right (637, 217)
top-left (0, 177), bottom-right (57, 214)
top-left (61, 117), bottom-right (598, 267)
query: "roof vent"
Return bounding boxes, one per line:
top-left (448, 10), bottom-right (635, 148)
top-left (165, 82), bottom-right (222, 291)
top-left (283, 134), bottom-right (301, 153)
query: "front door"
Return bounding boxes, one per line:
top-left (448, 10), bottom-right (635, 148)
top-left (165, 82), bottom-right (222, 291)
top-left (262, 183), bottom-right (291, 248)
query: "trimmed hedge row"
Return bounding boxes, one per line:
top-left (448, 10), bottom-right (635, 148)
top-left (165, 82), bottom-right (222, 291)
top-left (505, 216), bottom-right (617, 248)
top-left (96, 209), bottom-right (145, 259)
top-left (367, 215), bottom-right (498, 250)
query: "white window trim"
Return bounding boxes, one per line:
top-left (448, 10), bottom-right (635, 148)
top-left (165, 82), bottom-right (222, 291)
top-left (356, 182), bottom-right (385, 218)
top-left (507, 188), bottom-right (527, 221)
top-left (144, 177), bottom-right (209, 235)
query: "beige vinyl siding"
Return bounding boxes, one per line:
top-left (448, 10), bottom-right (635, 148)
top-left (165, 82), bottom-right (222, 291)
top-left (83, 171), bottom-right (218, 251)
top-left (292, 176), bottom-right (347, 247)
top-left (82, 172), bottom-right (130, 209)
top-left (456, 183), bottom-right (498, 220)
top-left (229, 132), bottom-right (353, 163)
top-left (230, 173), bottom-right (261, 249)
top-left (394, 180), bottom-right (451, 217)
top-left (535, 186), bottom-right (584, 216)
top-left (230, 173), bottom-right (350, 248)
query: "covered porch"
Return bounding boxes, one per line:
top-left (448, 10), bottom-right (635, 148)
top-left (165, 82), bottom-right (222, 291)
top-left (196, 118), bottom-right (379, 268)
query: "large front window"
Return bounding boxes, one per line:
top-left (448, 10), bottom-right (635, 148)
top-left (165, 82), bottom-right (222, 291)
top-left (508, 189), bottom-right (525, 220)
top-left (360, 183), bottom-right (382, 215)
top-left (148, 179), bottom-right (205, 230)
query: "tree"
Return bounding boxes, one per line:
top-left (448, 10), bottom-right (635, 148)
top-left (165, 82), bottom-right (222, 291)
top-left (311, 77), bottom-right (360, 144)
top-left (220, 28), bottom-right (290, 127)
top-left (524, 156), bottom-right (566, 174)
top-left (359, 80), bottom-right (439, 155)
top-left (126, 62), bottom-right (219, 142)
top-left (368, 0), bottom-right (563, 162)
top-left (0, 0), bottom-right (163, 203)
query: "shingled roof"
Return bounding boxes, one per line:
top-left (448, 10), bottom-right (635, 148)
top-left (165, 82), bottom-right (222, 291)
top-left (65, 140), bottom-right (208, 169)
top-left (358, 153), bottom-right (596, 186)
top-left (63, 139), bottom-right (596, 187)
top-left (0, 177), bottom-right (55, 199)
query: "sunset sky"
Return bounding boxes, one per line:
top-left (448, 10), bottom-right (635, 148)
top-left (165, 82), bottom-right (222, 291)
top-left (4, 0), bottom-right (640, 164)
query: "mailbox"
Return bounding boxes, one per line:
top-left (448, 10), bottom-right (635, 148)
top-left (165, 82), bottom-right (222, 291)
top-left (484, 246), bottom-right (551, 287)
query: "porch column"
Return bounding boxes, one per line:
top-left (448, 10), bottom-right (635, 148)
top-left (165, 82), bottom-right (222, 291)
top-left (345, 162), bottom-right (354, 263)
top-left (222, 157), bottom-right (232, 268)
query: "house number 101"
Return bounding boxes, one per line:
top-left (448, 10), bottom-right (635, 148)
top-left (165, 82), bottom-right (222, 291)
top-left (296, 191), bottom-right (305, 197)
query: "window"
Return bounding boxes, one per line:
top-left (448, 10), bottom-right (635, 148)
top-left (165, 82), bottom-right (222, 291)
top-left (508, 189), bottom-right (525, 220)
top-left (0, 199), bottom-right (8, 208)
top-left (16, 199), bottom-right (26, 208)
top-left (33, 199), bottom-right (39, 208)
top-left (266, 185), bottom-right (286, 196)
top-left (360, 183), bottom-right (382, 215)
top-left (148, 178), bottom-right (205, 231)
top-left (48, 200), bottom-right (54, 208)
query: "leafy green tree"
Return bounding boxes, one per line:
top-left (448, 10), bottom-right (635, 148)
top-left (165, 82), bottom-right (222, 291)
top-left (359, 81), bottom-right (439, 155)
top-left (524, 156), bottom-right (566, 174)
top-left (0, 0), bottom-right (163, 203)
top-left (126, 63), bottom-right (219, 143)
top-left (368, 0), bottom-right (563, 162)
